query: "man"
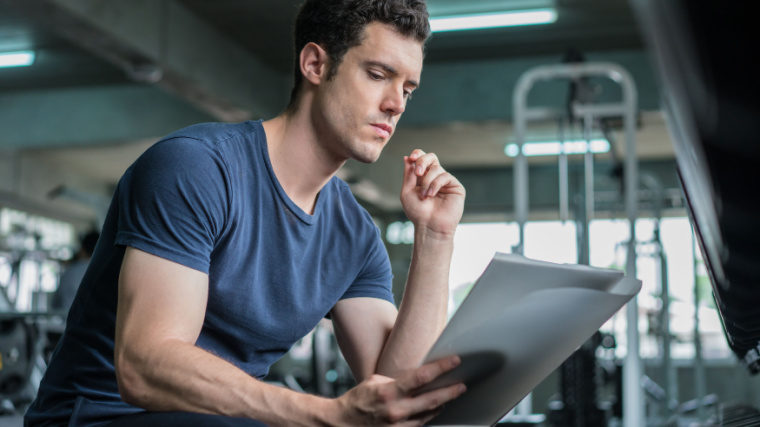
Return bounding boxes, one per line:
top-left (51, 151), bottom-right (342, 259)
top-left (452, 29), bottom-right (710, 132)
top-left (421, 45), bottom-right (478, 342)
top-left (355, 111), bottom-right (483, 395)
top-left (26, 0), bottom-right (466, 425)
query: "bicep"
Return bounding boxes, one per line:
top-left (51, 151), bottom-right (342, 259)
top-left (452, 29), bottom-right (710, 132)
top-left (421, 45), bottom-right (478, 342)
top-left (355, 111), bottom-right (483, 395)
top-left (330, 297), bottom-right (397, 382)
top-left (115, 246), bottom-right (209, 361)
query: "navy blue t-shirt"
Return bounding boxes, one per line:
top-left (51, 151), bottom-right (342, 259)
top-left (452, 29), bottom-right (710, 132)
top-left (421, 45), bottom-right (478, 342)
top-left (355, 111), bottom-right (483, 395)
top-left (26, 120), bottom-right (394, 427)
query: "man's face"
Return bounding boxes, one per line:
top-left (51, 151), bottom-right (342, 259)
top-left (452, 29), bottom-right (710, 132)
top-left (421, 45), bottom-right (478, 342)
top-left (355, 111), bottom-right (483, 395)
top-left (313, 22), bottom-right (424, 164)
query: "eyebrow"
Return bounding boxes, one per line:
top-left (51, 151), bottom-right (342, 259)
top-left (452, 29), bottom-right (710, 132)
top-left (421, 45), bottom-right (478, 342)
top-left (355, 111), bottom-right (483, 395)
top-left (365, 60), bottom-right (419, 88)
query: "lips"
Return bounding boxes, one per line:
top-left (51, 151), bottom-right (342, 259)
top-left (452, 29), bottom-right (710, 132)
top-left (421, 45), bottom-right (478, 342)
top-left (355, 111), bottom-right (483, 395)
top-left (371, 123), bottom-right (393, 138)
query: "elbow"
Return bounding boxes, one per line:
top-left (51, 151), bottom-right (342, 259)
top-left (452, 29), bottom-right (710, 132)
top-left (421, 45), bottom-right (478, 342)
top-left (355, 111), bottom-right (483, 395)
top-left (114, 346), bottom-right (151, 408)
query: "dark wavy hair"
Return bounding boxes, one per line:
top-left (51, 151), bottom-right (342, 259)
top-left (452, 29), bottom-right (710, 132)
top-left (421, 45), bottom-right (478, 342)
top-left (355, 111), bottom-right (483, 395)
top-left (286, 0), bottom-right (431, 111)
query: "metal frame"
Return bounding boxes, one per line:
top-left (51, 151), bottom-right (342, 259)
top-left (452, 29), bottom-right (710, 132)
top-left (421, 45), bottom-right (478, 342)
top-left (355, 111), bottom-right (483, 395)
top-left (511, 62), bottom-right (642, 426)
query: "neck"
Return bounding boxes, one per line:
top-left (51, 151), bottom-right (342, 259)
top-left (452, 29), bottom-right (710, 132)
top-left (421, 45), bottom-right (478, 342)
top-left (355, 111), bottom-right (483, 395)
top-left (262, 106), bottom-right (345, 215)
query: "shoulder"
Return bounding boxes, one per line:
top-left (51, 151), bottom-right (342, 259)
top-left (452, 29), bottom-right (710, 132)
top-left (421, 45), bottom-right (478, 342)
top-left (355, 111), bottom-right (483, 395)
top-left (160, 120), bottom-right (261, 146)
top-left (134, 121), bottom-right (262, 174)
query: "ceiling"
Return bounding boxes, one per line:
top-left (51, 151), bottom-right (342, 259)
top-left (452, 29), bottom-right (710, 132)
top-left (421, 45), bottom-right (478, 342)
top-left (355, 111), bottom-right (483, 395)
top-left (0, 0), bottom-right (673, 222)
top-left (178, 0), bottom-right (643, 73)
top-left (0, 0), bottom-right (645, 93)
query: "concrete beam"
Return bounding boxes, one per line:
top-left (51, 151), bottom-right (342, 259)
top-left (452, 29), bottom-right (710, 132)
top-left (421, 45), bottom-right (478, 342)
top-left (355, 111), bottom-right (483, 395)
top-left (2, 0), bottom-right (289, 122)
top-left (451, 158), bottom-right (683, 220)
top-left (349, 157), bottom-right (682, 219)
top-left (0, 149), bottom-right (110, 227)
top-left (0, 85), bottom-right (213, 148)
top-left (403, 50), bottom-right (660, 126)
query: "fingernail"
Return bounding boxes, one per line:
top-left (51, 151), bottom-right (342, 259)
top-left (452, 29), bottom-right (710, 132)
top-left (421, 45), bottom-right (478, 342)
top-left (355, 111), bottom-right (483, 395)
top-left (416, 166), bottom-right (423, 175)
top-left (450, 357), bottom-right (460, 367)
top-left (458, 384), bottom-right (467, 394)
top-left (422, 189), bottom-right (428, 198)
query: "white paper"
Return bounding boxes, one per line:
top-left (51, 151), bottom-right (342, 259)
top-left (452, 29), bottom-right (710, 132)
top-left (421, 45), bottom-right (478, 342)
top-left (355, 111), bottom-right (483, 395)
top-left (423, 253), bottom-right (642, 426)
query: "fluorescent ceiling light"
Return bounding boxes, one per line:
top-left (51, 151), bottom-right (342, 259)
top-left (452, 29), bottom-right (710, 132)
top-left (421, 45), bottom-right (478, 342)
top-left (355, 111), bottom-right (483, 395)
top-left (505, 139), bottom-right (610, 157)
top-left (0, 51), bottom-right (35, 68)
top-left (430, 8), bottom-right (557, 33)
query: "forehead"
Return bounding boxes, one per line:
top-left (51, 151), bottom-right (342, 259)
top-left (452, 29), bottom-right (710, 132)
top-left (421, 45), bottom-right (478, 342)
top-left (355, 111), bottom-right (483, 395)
top-left (348, 22), bottom-right (424, 78)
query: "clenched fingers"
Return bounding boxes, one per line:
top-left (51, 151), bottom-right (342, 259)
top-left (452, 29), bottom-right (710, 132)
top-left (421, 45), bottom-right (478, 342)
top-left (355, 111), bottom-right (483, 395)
top-left (419, 166), bottom-right (463, 199)
top-left (411, 152), bottom-right (440, 181)
top-left (403, 150), bottom-right (460, 199)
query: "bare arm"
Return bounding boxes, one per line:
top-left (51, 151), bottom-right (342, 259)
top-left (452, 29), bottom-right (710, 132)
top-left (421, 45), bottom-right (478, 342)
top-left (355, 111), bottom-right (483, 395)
top-left (115, 246), bottom-right (464, 426)
top-left (114, 247), bottom-right (330, 425)
top-left (332, 149), bottom-right (464, 380)
top-left (376, 229), bottom-right (454, 377)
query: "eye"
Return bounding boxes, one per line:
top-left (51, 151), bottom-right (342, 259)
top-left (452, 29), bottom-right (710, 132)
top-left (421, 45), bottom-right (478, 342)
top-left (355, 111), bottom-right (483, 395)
top-left (404, 90), bottom-right (413, 100)
top-left (368, 71), bottom-right (384, 80)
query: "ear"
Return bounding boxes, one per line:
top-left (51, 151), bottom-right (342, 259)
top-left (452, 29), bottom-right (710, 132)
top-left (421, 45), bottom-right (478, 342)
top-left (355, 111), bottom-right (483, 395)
top-left (299, 42), bottom-right (329, 86)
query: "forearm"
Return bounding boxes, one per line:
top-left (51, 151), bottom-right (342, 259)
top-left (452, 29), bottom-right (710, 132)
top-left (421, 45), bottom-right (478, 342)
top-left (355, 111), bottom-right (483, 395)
top-left (376, 229), bottom-right (454, 378)
top-left (116, 340), bottom-right (333, 426)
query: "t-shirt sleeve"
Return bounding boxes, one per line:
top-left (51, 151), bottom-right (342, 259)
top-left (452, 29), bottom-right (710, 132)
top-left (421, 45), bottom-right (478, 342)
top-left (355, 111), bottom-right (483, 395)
top-left (340, 226), bottom-right (395, 305)
top-left (114, 137), bottom-right (230, 274)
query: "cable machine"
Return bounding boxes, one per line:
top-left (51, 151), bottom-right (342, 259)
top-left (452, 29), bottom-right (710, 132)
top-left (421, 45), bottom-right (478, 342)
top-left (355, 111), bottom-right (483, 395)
top-left (510, 62), bottom-right (641, 426)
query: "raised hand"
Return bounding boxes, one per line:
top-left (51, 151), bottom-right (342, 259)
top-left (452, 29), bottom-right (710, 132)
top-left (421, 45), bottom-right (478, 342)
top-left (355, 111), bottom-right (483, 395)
top-left (400, 149), bottom-right (465, 239)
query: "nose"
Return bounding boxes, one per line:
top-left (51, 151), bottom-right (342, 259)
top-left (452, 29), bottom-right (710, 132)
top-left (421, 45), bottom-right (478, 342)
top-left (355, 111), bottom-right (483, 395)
top-left (381, 85), bottom-right (406, 116)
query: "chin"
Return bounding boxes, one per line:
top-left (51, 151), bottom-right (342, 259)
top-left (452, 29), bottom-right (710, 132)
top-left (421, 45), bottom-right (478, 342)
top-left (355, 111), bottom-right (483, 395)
top-left (353, 152), bottom-right (381, 164)
top-left (350, 140), bottom-right (386, 164)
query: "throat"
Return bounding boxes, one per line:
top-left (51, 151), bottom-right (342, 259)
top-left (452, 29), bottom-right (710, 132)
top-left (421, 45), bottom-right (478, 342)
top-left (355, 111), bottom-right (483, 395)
top-left (262, 114), bottom-right (338, 216)
top-left (292, 192), bottom-right (319, 216)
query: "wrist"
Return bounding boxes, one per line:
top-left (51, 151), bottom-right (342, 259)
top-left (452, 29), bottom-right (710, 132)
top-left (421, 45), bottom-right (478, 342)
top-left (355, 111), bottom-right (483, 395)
top-left (413, 225), bottom-right (456, 244)
top-left (312, 395), bottom-right (343, 427)
top-left (265, 391), bottom-right (338, 427)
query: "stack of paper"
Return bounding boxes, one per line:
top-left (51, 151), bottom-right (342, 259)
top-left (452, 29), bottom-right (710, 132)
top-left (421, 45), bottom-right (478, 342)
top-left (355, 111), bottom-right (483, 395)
top-left (423, 253), bottom-right (642, 426)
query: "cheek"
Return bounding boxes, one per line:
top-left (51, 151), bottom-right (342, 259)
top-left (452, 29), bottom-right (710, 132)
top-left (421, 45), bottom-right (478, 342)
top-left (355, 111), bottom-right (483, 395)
top-left (325, 81), bottom-right (373, 131)
top-left (338, 93), bottom-right (364, 125)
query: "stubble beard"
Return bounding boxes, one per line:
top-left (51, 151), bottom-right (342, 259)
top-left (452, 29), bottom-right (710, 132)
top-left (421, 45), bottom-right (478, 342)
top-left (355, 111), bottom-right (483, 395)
top-left (350, 134), bottom-right (387, 164)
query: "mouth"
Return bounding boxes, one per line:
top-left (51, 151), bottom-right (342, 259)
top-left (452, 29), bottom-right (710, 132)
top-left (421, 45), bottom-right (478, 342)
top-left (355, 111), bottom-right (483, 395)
top-left (370, 123), bottom-right (393, 139)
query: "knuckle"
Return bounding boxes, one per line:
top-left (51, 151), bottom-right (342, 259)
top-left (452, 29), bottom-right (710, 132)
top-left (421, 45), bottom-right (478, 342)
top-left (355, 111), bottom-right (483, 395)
top-left (377, 387), bottom-right (394, 403)
top-left (433, 172), bottom-right (449, 182)
top-left (386, 407), bottom-right (405, 423)
top-left (424, 170), bottom-right (442, 183)
top-left (415, 369), bottom-right (431, 385)
top-left (428, 395), bottom-right (443, 410)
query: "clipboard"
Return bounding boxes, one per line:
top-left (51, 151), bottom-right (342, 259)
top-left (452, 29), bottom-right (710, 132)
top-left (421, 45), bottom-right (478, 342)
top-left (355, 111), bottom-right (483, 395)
top-left (422, 253), bottom-right (642, 426)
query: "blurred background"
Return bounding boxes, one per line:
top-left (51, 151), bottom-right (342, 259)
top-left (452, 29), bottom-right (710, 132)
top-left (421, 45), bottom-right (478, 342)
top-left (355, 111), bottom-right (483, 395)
top-left (1, 0), bottom-right (758, 426)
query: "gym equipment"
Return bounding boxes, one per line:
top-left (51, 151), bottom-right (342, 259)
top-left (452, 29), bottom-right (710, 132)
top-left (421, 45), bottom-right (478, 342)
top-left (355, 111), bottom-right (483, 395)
top-left (0, 316), bottom-right (36, 414)
top-left (511, 60), bottom-right (642, 426)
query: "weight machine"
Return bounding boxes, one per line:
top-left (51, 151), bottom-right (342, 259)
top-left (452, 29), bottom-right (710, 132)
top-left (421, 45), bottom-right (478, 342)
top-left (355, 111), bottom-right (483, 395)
top-left (0, 220), bottom-right (70, 415)
top-left (510, 61), bottom-right (642, 426)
